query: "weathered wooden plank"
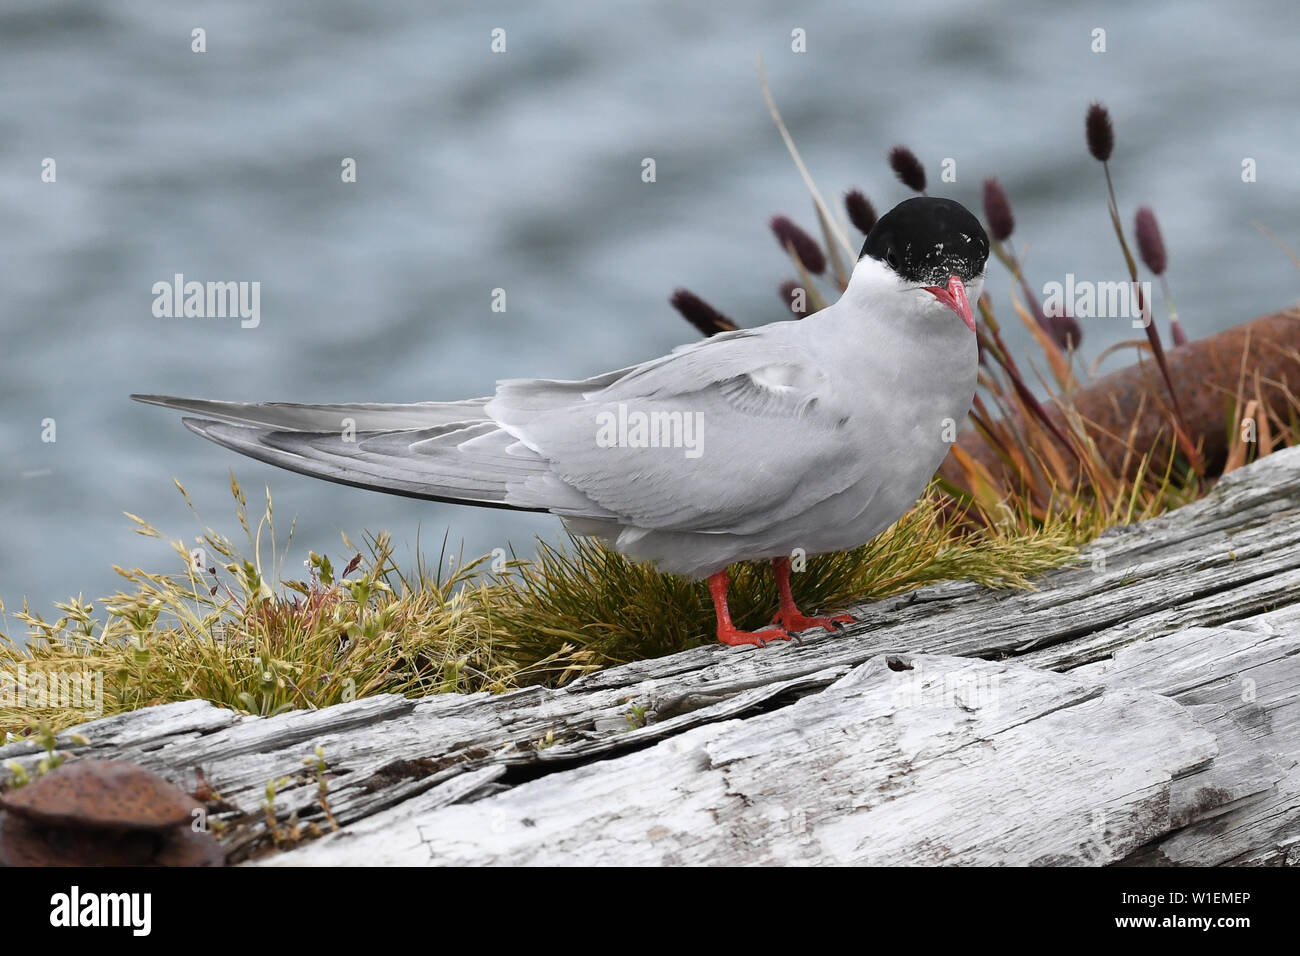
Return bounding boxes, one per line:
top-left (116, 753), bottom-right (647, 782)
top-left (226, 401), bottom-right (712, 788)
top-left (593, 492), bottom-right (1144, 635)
top-left (264, 654), bottom-right (1216, 866)
top-left (1073, 625), bottom-right (1300, 866)
top-left (0, 698), bottom-right (238, 758)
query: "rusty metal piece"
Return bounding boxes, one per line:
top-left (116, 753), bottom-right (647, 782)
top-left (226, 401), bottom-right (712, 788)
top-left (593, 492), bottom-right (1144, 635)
top-left (0, 759), bottom-right (199, 831)
top-left (940, 308), bottom-right (1300, 492)
top-left (0, 810), bottom-right (160, 865)
top-left (0, 760), bottom-right (224, 867)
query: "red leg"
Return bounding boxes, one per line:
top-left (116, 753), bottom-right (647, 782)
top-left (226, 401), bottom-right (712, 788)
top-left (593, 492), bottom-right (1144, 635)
top-left (770, 557), bottom-right (854, 633)
top-left (708, 569), bottom-right (791, 647)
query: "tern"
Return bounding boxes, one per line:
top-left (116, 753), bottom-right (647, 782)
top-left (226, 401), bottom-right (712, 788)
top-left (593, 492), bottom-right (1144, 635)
top-left (134, 197), bottom-right (989, 647)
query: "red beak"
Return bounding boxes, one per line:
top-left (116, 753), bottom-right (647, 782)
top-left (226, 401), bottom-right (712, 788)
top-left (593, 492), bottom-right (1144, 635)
top-left (924, 276), bottom-right (975, 332)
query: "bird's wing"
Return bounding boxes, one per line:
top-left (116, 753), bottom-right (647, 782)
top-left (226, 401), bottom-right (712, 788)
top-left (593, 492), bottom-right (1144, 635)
top-left (133, 328), bottom-right (864, 531)
top-left (486, 326), bottom-right (864, 534)
top-left (129, 373), bottom-right (629, 513)
top-left (129, 394), bottom-right (493, 431)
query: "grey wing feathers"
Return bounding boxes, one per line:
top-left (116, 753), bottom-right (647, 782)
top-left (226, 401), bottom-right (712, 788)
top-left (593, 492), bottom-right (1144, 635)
top-left (135, 325), bottom-right (860, 532)
top-left (485, 328), bottom-right (862, 534)
top-left (131, 394), bottom-right (491, 431)
top-left (132, 392), bottom-right (547, 510)
top-left (178, 417), bottom-right (558, 511)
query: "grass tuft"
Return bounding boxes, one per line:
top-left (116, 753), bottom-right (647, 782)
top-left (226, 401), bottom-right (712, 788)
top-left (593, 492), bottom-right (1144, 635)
top-left (1, 479), bottom-right (1081, 738)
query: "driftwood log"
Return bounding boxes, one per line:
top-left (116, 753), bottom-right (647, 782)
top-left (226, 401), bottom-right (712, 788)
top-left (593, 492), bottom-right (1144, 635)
top-left (2, 447), bottom-right (1299, 865)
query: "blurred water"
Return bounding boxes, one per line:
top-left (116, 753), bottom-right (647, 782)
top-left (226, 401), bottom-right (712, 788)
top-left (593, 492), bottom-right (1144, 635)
top-left (2, 0), bottom-right (1297, 628)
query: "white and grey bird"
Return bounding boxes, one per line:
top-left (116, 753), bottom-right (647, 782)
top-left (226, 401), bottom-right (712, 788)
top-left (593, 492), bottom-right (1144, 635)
top-left (134, 197), bottom-right (989, 647)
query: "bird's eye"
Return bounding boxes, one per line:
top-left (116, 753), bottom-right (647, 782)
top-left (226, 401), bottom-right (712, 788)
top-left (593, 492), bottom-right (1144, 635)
top-left (887, 249), bottom-right (899, 268)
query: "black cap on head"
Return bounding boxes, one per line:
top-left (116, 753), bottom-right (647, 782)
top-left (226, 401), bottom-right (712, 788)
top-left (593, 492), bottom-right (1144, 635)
top-left (860, 197), bottom-right (989, 284)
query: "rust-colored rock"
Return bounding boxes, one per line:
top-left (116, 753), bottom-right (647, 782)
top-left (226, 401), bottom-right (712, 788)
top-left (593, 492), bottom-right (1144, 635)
top-left (0, 810), bottom-right (160, 866)
top-left (941, 308), bottom-right (1300, 491)
top-left (0, 760), bottom-right (224, 867)
top-left (0, 759), bottom-right (199, 831)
